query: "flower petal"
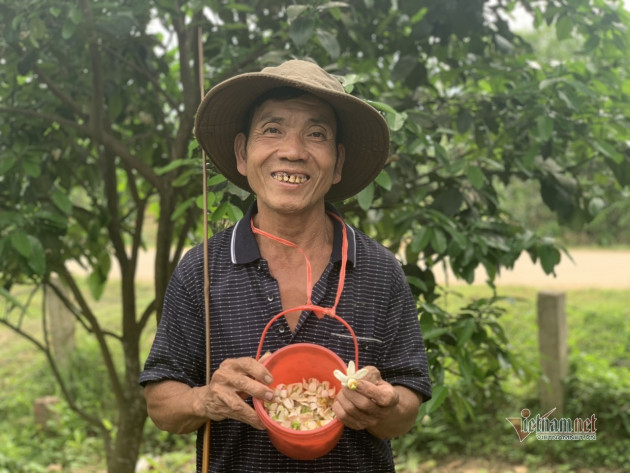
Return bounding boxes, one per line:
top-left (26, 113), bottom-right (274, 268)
top-left (354, 368), bottom-right (369, 380)
top-left (333, 369), bottom-right (348, 383)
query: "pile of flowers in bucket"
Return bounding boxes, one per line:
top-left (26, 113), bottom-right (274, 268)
top-left (264, 378), bottom-right (336, 431)
top-left (263, 362), bottom-right (368, 431)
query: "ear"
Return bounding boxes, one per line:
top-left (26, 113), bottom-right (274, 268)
top-left (234, 132), bottom-right (248, 177)
top-left (332, 143), bottom-right (345, 185)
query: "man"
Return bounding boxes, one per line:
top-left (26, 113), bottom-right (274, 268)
top-left (140, 59), bottom-right (431, 472)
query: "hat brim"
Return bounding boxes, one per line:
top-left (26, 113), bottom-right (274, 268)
top-left (194, 70), bottom-right (390, 202)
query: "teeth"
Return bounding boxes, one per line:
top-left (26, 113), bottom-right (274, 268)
top-left (272, 172), bottom-right (308, 184)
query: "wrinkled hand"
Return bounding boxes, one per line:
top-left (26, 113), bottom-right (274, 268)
top-left (332, 366), bottom-right (400, 431)
top-left (194, 357), bottom-right (274, 430)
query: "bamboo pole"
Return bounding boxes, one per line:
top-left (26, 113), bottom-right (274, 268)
top-left (198, 26), bottom-right (212, 473)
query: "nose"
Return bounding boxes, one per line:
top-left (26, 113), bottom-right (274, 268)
top-left (278, 132), bottom-right (306, 161)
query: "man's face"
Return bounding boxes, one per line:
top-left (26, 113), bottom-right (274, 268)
top-left (234, 94), bottom-right (345, 216)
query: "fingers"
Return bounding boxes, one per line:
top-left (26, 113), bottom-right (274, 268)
top-left (332, 379), bottom-right (399, 431)
top-left (197, 357), bottom-right (274, 430)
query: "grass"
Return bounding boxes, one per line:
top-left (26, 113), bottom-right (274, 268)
top-left (1, 282), bottom-right (629, 472)
top-left (398, 284), bottom-right (630, 472)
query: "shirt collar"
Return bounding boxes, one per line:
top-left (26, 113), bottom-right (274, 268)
top-left (230, 201), bottom-right (356, 267)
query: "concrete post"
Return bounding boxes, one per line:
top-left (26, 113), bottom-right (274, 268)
top-left (537, 291), bottom-right (568, 416)
top-left (46, 276), bottom-right (75, 369)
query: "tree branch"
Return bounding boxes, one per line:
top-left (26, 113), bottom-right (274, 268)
top-left (55, 266), bottom-right (126, 406)
top-left (79, 0), bottom-right (105, 138)
top-left (102, 45), bottom-right (179, 110)
top-left (32, 64), bottom-right (88, 120)
top-left (0, 106), bottom-right (163, 189)
top-left (0, 315), bottom-right (105, 433)
top-left (47, 282), bottom-right (122, 342)
top-left (137, 299), bottom-right (157, 333)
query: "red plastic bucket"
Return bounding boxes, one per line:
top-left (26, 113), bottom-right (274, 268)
top-left (253, 343), bottom-right (346, 460)
top-left (253, 307), bottom-right (360, 460)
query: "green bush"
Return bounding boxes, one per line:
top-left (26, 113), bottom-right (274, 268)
top-left (394, 286), bottom-right (630, 472)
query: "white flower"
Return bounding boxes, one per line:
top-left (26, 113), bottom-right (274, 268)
top-left (333, 361), bottom-right (368, 390)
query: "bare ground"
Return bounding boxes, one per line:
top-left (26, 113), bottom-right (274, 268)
top-left (433, 248), bottom-right (630, 289)
top-left (70, 248), bottom-right (630, 289)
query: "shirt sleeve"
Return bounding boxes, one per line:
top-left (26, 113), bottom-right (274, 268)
top-left (378, 264), bottom-right (432, 402)
top-left (139, 255), bottom-right (207, 388)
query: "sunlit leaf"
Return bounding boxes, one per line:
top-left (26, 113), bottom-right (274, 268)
top-left (356, 182), bottom-right (374, 211)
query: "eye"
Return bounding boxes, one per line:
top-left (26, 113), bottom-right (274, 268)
top-left (263, 126), bottom-right (281, 134)
top-left (309, 130), bottom-right (329, 141)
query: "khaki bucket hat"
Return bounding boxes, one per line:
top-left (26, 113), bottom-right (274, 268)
top-left (194, 59), bottom-right (390, 202)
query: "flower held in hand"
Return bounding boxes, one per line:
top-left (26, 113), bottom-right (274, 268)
top-left (333, 361), bottom-right (368, 390)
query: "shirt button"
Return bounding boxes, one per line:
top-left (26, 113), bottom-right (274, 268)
top-left (278, 326), bottom-right (285, 334)
top-left (267, 294), bottom-right (274, 302)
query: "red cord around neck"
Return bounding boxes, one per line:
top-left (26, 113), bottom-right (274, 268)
top-left (252, 211), bottom-right (359, 367)
top-left (250, 211), bottom-right (348, 316)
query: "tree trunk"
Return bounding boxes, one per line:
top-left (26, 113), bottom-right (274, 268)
top-left (106, 386), bottom-right (148, 473)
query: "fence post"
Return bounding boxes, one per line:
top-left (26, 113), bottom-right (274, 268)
top-left (537, 291), bottom-right (568, 416)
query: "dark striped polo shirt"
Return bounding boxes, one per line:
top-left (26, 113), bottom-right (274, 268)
top-left (140, 202), bottom-right (431, 473)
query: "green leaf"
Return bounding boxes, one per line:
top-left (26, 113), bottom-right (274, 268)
top-left (22, 159), bottom-right (41, 177)
top-left (207, 174), bottom-right (227, 187)
top-left (88, 271), bottom-right (106, 300)
top-left (0, 156), bottom-right (17, 174)
top-left (226, 203), bottom-right (244, 222)
top-left (367, 100), bottom-right (397, 114)
top-left (466, 165), bottom-right (485, 190)
top-left (538, 245), bottom-right (560, 274)
top-left (155, 159), bottom-right (189, 175)
top-left (374, 169), bottom-right (392, 190)
top-left (385, 110), bottom-right (406, 132)
top-left (555, 15), bottom-right (572, 41)
top-left (69, 6), bottom-right (83, 25)
top-left (317, 2), bottom-right (350, 11)
top-left (536, 115), bottom-right (553, 141)
top-left (10, 231), bottom-right (31, 257)
top-left (51, 189), bottom-right (73, 214)
top-left (0, 286), bottom-right (27, 311)
top-left (424, 385), bottom-right (448, 414)
top-left (356, 182), bottom-right (374, 211)
top-left (588, 197), bottom-right (605, 217)
top-left (26, 236), bottom-right (46, 275)
top-left (406, 275), bottom-right (427, 292)
top-left (458, 355), bottom-right (474, 383)
top-left (211, 201), bottom-right (230, 222)
top-left (592, 140), bottom-right (623, 164)
top-left (287, 5), bottom-right (309, 22)
top-left (316, 29), bottom-right (340, 58)
top-left (172, 198), bottom-right (195, 221)
top-left (289, 15), bottom-right (315, 47)
top-left (456, 318), bottom-right (475, 348)
top-left (431, 228), bottom-right (447, 254)
top-left (411, 226), bottom-right (432, 253)
top-left (61, 21), bottom-right (76, 40)
top-left (456, 109), bottom-right (472, 134)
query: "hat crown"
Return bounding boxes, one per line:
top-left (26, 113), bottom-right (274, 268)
top-left (261, 60), bottom-right (345, 95)
top-left (194, 59), bottom-right (390, 201)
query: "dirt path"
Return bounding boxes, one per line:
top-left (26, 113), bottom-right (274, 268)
top-left (433, 248), bottom-right (630, 289)
top-left (74, 248), bottom-right (630, 289)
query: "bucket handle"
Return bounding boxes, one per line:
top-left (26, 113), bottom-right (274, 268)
top-left (255, 306), bottom-right (360, 369)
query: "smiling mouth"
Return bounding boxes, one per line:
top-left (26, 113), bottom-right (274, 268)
top-left (271, 172), bottom-right (310, 184)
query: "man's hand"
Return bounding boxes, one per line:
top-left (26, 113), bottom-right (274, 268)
top-left (194, 357), bottom-right (275, 430)
top-left (144, 357), bottom-right (274, 434)
top-left (332, 366), bottom-right (420, 439)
